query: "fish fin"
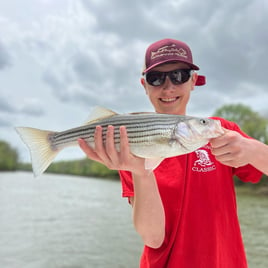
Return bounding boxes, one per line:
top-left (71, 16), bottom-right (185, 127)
top-left (15, 127), bottom-right (59, 177)
top-left (145, 158), bottom-right (165, 170)
top-left (84, 106), bottom-right (118, 125)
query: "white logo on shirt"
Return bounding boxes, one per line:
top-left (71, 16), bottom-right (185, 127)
top-left (192, 148), bottom-right (216, 173)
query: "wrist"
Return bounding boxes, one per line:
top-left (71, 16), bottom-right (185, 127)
top-left (132, 168), bottom-right (152, 179)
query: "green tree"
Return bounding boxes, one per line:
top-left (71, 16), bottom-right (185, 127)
top-left (46, 158), bottom-right (119, 179)
top-left (213, 104), bottom-right (268, 143)
top-left (0, 140), bottom-right (18, 171)
top-left (213, 104), bottom-right (268, 188)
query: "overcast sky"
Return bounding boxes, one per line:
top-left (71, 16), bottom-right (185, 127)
top-left (0, 0), bottom-right (267, 162)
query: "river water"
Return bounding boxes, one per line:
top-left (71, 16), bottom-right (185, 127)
top-left (0, 172), bottom-right (142, 268)
top-left (0, 172), bottom-right (267, 268)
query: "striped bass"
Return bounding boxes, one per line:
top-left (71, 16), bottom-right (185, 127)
top-left (15, 107), bottom-right (224, 177)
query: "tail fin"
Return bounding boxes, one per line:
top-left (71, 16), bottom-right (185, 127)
top-left (15, 127), bottom-right (60, 177)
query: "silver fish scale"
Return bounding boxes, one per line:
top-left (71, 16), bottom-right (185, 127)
top-left (51, 113), bottom-right (190, 149)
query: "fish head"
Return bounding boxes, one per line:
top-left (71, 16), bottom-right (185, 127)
top-left (174, 117), bottom-right (224, 146)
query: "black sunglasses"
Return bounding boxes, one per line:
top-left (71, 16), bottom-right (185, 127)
top-left (145, 69), bottom-right (193, 87)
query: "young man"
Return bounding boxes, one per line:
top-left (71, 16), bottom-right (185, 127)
top-left (78, 39), bottom-right (265, 267)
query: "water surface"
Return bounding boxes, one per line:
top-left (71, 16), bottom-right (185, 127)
top-left (0, 172), bottom-right (267, 267)
top-left (0, 172), bottom-right (142, 268)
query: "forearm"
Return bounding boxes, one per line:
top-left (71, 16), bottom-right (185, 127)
top-left (131, 170), bottom-right (165, 249)
top-left (78, 126), bottom-right (166, 247)
top-left (248, 139), bottom-right (268, 175)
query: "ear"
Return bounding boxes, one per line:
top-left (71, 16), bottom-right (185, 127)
top-left (191, 72), bottom-right (198, 91)
top-left (140, 77), bottom-right (146, 86)
top-left (141, 77), bottom-right (149, 95)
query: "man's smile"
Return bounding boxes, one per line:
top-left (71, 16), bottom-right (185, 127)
top-left (160, 97), bottom-right (179, 103)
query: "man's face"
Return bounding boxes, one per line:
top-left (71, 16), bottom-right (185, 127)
top-left (141, 62), bottom-right (197, 115)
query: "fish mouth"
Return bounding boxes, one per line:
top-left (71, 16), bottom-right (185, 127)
top-left (214, 120), bottom-right (224, 135)
top-left (209, 120), bottom-right (224, 137)
top-left (160, 97), bottom-right (179, 103)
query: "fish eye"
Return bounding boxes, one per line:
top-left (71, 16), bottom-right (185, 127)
top-left (199, 119), bottom-right (208, 125)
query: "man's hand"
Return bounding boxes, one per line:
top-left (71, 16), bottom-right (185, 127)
top-left (78, 125), bottom-right (145, 175)
top-left (210, 129), bottom-right (251, 168)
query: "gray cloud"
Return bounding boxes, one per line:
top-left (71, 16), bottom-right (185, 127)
top-left (2, 0), bottom-right (267, 117)
top-left (0, 97), bottom-right (45, 117)
top-left (53, 0), bottom-right (267, 97)
top-left (0, 98), bottom-right (17, 113)
top-left (0, 41), bottom-right (12, 70)
top-left (20, 104), bottom-right (44, 117)
top-left (192, 1), bottom-right (268, 87)
top-left (0, 116), bottom-right (11, 127)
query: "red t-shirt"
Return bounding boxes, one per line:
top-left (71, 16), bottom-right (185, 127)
top-left (119, 118), bottom-right (262, 268)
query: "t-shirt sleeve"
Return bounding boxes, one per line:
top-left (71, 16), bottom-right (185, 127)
top-left (119, 170), bottom-right (134, 198)
top-left (212, 117), bottom-right (263, 183)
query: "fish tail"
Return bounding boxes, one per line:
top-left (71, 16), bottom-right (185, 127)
top-left (15, 127), bottom-right (59, 177)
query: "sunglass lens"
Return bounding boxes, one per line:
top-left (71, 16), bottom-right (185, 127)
top-left (146, 69), bottom-right (192, 86)
top-left (170, 69), bottom-right (191, 84)
top-left (146, 72), bottom-right (165, 86)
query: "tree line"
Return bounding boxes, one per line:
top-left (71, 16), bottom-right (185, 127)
top-left (1, 104), bottom-right (268, 184)
top-left (18, 158), bottom-right (119, 179)
top-left (0, 140), bottom-right (18, 171)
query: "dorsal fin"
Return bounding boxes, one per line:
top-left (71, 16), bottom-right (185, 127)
top-left (84, 106), bottom-right (118, 125)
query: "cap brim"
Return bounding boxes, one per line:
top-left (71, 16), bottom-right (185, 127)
top-left (142, 59), bottom-right (200, 75)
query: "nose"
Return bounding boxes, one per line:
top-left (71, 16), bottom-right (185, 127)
top-left (162, 76), bottom-right (175, 90)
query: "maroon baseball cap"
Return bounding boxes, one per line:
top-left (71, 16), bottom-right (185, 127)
top-left (143, 38), bottom-right (205, 86)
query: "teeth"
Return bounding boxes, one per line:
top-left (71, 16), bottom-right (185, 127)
top-left (161, 98), bottom-right (177, 102)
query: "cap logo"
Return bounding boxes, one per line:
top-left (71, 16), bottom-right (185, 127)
top-left (151, 44), bottom-right (188, 60)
